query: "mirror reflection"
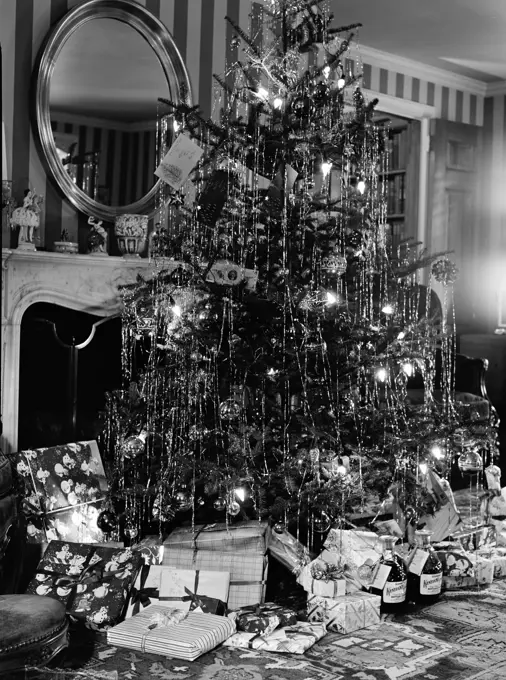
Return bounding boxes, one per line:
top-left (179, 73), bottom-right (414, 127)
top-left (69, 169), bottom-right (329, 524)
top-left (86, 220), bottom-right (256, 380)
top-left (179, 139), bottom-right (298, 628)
top-left (50, 18), bottom-right (169, 207)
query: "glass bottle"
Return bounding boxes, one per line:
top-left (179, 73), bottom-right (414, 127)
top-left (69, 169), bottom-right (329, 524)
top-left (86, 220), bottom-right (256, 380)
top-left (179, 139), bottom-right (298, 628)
top-left (407, 530), bottom-right (443, 605)
top-left (370, 535), bottom-right (407, 612)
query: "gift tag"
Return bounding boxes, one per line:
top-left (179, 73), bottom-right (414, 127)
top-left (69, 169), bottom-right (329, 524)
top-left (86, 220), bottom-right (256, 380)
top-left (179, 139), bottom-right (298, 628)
top-left (407, 548), bottom-right (430, 576)
top-left (154, 134), bottom-right (204, 190)
top-left (369, 562), bottom-right (391, 590)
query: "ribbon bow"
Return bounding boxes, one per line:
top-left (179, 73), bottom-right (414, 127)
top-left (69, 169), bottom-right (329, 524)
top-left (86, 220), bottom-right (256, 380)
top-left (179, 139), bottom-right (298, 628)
top-left (130, 564), bottom-right (159, 615)
top-left (310, 560), bottom-right (345, 582)
top-left (52, 561), bottom-right (105, 589)
top-left (159, 570), bottom-right (226, 615)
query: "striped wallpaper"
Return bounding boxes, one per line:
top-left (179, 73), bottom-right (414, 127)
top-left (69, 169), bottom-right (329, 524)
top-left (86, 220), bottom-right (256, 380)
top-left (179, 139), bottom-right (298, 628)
top-left (0, 0), bottom-right (498, 251)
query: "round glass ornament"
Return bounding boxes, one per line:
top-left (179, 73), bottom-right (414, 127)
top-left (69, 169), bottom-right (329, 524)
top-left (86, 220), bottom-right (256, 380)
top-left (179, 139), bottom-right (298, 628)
top-left (219, 398), bottom-right (242, 421)
top-left (120, 431), bottom-right (147, 459)
top-left (213, 497), bottom-right (227, 511)
top-left (97, 510), bottom-right (118, 533)
top-left (458, 450), bottom-right (483, 475)
top-left (227, 500), bottom-right (241, 516)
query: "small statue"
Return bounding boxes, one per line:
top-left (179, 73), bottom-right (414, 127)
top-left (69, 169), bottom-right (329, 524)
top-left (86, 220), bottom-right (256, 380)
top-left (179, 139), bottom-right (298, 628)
top-left (87, 216), bottom-right (108, 255)
top-left (11, 190), bottom-right (44, 250)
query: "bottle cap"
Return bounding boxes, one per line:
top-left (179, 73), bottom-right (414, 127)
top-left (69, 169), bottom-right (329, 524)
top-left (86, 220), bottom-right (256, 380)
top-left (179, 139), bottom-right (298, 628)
top-left (379, 535), bottom-right (398, 549)
top-left (414, 529), bottom-right (433, 546)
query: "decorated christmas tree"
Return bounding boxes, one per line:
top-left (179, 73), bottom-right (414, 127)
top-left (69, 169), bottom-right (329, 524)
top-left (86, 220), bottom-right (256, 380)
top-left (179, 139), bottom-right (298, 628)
top-left (100, 0), bottom-right (497, 542)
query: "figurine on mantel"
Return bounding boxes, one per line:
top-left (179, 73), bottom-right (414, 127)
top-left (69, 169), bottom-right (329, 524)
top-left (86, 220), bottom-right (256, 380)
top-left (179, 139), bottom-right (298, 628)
top-left (10, 190), bottom-right (43, 250)
top-left (54, 228), bottom-right (78, 254)
top-left (87, 216), bottom-right (108, 255)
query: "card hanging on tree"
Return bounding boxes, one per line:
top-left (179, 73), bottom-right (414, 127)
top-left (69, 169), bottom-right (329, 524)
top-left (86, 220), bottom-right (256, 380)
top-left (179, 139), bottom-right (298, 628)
top-left (154, 133), bottom-right (204, 190)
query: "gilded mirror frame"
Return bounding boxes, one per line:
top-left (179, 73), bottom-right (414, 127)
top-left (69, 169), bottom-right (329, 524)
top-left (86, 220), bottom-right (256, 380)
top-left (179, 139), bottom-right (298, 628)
top-left (32, 0), bottom-right (192, 221)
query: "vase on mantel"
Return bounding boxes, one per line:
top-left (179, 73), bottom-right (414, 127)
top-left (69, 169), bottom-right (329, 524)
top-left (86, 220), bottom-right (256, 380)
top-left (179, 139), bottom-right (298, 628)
top-left (114, 214), bottom-right (148, 257)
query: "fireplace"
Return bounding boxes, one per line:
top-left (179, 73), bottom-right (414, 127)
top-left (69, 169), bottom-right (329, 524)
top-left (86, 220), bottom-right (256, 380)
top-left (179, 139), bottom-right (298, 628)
top-left (1, 248), bottom-right (153, 453)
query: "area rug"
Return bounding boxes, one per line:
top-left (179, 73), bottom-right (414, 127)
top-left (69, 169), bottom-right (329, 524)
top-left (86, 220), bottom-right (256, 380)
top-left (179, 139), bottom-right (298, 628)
top-left (24, 580), bottom-right (506, 680)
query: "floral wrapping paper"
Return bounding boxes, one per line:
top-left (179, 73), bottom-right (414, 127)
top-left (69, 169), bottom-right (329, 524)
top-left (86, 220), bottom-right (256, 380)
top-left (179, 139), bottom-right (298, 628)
top-left (307, 591), bottom-right (381, 634)
top-left (435, 549), bottom-right (475, 578)
top-left (15, 441), bottom-right (108, 543)
top-left (231, 602), bottom-right (298, 634)
top-left (25, 540), bottom-right (143, 630)
top-left (267, 527), bottom-right (312, 576)
top-left (223, 621), bottom-right (327, 654)
top-left (477, 546), bottom-right (506, 579)
top-left (108, 608), bottom-right (235, 661)
top-left (322, 530), bottom-right (382, 591)
top-left (164, 521), bottom-right (269, 553)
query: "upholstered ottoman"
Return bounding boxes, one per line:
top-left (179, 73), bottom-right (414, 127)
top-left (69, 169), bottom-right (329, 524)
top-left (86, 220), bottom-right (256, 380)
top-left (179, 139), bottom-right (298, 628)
top-left (0, 594), bottom-right (69, 673)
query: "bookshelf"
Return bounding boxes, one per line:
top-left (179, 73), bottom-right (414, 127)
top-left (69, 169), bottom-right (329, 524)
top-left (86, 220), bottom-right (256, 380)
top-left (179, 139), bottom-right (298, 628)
top-left (376, 115), bottom-right (420, 251)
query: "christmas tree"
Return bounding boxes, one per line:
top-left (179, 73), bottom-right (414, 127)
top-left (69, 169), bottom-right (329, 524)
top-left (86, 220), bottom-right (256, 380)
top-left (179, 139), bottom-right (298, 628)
top-left (100, 0), bottom-right (497, 542)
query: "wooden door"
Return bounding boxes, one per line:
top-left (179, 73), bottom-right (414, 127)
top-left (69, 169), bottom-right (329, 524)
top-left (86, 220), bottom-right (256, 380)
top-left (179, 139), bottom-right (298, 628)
top-left (427, 120), bottom-right (481, 335)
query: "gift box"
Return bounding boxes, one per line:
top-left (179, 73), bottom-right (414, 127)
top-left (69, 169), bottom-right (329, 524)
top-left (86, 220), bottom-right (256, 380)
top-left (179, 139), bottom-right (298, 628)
top-left (159, 567), bottom-right (229, 614)
top-left (435, 549), bottom-right (475, 578)
top-left (307, 591), bottom-right (381, 634)
top-left (323, 530), bottom-right (381, 589)
top-left (231, 602), bottom-right (297, 635)
top-left (26, 540), bottom-right (142, 629)
top-left (127, 564), bottom-right (163, 617)
top-left (163, 548), bottom-right (267, 610)
top-left (450, 525), bottom-right (496, 552)
top-left (133, 535), bottom-right (164, 565)
top-left (223, 621), bottom-right (326, 654)
top-left (267, 527), bottom-right (312, 576)
top-left (108, 607), bottom-right (235, 661)
top-left (477, 546), bottom-right (506, 579)
top-left (296, 557), bottom-right (346, 598)
top-left (15, 441), bottom-right (108, 543)
top-left (417, 469), bottom-right (462, 542)
top-left (164, 521), bottom-right (268, 553)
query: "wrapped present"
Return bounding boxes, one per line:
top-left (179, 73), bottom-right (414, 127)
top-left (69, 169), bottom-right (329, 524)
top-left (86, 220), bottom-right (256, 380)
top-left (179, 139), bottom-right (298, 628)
top-left (296, 556), bottom-right (346, 598)
top-left (436, 549), bottom-right (474, 578)
top-left (307, 591), bottom-right (381, 634)
top-left (107, 606), bottom-right (235, 660)
top-left (477, 546), bottom-right (506, 579)
top-left (417, 469), bottom-right (462, 542)
top-left (133, 536), bottom-right (164, 565)
top-left (267, 527), bottom-right (312, 576)
top-left (15, 441), bottom-right (108, 543)
top-left (163, 548), bottom-right (267, 610)
top-left (223, 621), bottom-right (326, 654)
top-left (25, 540), bottom-right (142, 629)
top-left (450, 524), bottom-right (496, 552)
top-left (127, 564), bottom-right (163, 617)
top-left (323, 530), bottom-right (381, 589)
top-left (164, 521), bottom-right (268, 553)
top-left (159, 567), bottom-right (229, 614)
top-left (231, 602), bottom-right (296, 635)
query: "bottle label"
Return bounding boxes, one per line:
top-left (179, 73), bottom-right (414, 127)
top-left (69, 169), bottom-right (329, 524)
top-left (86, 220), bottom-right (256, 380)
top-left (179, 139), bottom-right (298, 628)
top-left (370, 563), bottom-right (391, 591)
top-left (407, 548), bottom-right (430, 576)
top-left (383, 579), bottom-right (407, 603)
top-left (420, 572), bottom-right (442, 595)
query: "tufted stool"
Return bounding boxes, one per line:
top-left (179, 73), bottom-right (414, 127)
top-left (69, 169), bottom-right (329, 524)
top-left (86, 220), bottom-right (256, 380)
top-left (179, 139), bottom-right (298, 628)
top-left (0, 594), bottom-right (69, 674)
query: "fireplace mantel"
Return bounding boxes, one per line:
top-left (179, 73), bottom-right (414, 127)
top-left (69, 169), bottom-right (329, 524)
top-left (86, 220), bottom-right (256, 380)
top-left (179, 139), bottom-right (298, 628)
top-left (1, 248), bottom-right (154, 453)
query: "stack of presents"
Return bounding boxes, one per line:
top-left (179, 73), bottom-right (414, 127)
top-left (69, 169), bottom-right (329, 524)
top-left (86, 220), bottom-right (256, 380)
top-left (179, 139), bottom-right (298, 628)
top-left (11, 440), bottom-right (506, 660)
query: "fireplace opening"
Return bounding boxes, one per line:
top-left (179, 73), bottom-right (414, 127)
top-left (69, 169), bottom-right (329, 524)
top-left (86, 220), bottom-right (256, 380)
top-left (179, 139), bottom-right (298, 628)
top-left (18, 302), bottom-right (122, 450)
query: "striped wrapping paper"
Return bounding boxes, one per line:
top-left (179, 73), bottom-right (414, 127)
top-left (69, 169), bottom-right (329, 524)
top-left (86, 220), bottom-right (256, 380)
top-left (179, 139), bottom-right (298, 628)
top-left (107, 607), bottom-right (235, 660)
top-left (163, 548), bottom-right (267, 610)
top-left (164, 522), bottom-right (269, 553)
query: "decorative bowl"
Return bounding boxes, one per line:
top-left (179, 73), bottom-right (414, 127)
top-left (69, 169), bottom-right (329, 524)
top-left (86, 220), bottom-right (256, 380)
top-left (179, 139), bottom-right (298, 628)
top-left (54, 241), bottom-right (78, 254)
top-left (114, 214), bottom-right (149, 257)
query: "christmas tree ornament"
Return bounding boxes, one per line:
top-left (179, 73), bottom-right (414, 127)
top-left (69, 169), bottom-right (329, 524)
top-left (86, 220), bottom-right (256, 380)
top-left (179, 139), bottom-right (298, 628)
top-left (120, 431), bottom-right (148, 459)
top-left (321, 253), bottom-right (347, 276)
top-left (97, 510), bottom-right (118, 534)
top-left (313, 514), bottom-right (332, 533)
top-left (458, 450), bottom-right (483, 475)
top-left (175, 489), bottom-right (192, 511)
top-left (219, 398), bottom-right (242, 421)
top-left (124, 526), bottom-right (139, 540)
top-left (213, 497), bottom-right (227, 512)
top-left (273, 522), bottom-right (286, 534)
top-left (227, 500), bottom-right (241, 516)
top-left (152, 494), bottom-right (175, 522)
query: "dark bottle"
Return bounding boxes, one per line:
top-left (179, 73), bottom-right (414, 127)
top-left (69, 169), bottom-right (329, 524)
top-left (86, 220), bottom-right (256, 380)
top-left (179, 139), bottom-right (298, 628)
top-left (371, 535), bottom-right (407, 613)
top-left (407, 530), bottom-right (442, 605)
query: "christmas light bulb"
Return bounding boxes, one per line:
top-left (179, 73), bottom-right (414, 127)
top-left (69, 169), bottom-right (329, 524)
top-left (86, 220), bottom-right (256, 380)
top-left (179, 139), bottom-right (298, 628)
top-left (375, 367), bottom-right (388, 383)
top-left (173, 119), bottom-right (181, 132)
top-left (431, 444), bottom-right (444, 459)
top-left (323, 65), bottom-right (331, 79)
top-left (257, 86), bottom-right (269, 100)
top-left (321, 161), bottom-right (333, 178)
top-left (336, 465), bottom-right (348, 476)
top-left (357, 180), bottom-right (366, 194)
top-left (401, 362), bottom-right (414, 377)
top-left (273, 97), bottom-right (283, 109)
top-left (381, 304), bottom-right (395, 315)
top-left (419, 462), bottom-right (428, 475)
top-left (234, 487), bottom-right (246, 502)
top-left (397, 331), bottom-right (406, 340)
top-left (337, 77), bottom-right (346, 89)
top-left (172, 304), bottom-right (182, 317)
top-left (326, 291), bottom-right (338, 305)
top-left (267, 367), bottom-right (278, 377)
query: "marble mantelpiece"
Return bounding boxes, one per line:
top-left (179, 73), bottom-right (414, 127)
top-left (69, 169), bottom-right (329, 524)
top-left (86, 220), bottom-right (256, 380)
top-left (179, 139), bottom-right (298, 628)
top-left (1, 248), bottom-right (154, 453)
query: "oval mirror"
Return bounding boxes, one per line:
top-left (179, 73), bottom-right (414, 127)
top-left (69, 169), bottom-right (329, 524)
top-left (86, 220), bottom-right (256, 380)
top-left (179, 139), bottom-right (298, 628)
top-left (32, 0), bottom-right (192, 222)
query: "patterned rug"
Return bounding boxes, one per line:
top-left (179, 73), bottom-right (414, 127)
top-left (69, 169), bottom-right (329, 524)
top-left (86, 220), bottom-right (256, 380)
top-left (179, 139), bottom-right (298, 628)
top-left (25, 580), bottom-right (506, 680)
